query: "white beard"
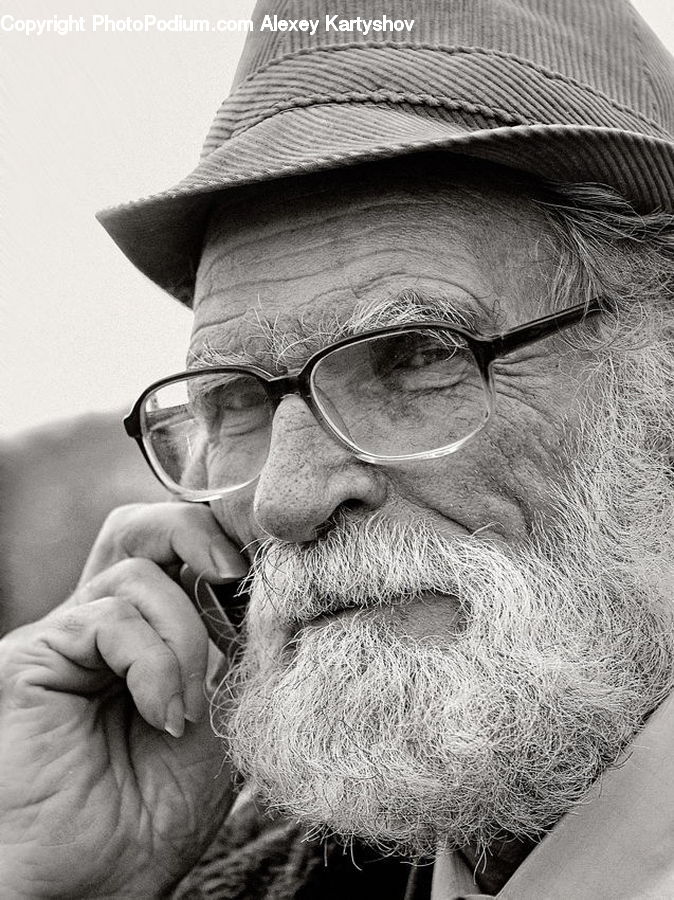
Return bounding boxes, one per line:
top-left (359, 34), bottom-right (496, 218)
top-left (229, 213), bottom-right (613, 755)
top-left (215, 378), bottom-right (674, 857)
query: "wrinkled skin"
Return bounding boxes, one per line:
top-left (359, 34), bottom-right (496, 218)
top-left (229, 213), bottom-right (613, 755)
top-left (0, 165), bottom-right (596, 896)
top-left (195, 168), bottom-right (589, 642)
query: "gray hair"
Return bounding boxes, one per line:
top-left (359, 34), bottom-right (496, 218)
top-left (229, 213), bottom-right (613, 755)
top-left (539, 182), bottom-right (674, 470)
top-left (542, 183), bottom-right (674, 322)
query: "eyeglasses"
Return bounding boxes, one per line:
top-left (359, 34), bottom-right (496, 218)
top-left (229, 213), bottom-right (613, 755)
top-left (125, 299), bottom-right (602, 501)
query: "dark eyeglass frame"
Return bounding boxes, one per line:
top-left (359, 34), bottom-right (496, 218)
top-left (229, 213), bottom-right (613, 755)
top-left (125, 298), bottom-right (603, 500)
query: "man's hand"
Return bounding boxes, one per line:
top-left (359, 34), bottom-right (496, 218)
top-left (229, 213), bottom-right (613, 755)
top-left (0, 503), bottom-right (248, 899)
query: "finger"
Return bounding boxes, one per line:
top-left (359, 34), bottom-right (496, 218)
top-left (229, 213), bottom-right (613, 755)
top-left (79, 503), bottom-right (248, 586)
top-left (35, 598), bottom-right (183, 734)
top-left (73, 559), bottom-right (210, 721)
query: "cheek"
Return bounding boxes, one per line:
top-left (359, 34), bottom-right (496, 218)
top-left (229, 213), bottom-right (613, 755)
top-left (492, 364), bottom-right (583, 508)
top-left (387, 388), bottom-right (575, 540)
top-left (387, 452), bottom-right (526, 541)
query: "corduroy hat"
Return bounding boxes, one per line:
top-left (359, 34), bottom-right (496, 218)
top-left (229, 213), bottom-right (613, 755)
top-left (97, 0), bottom-right (674, 305)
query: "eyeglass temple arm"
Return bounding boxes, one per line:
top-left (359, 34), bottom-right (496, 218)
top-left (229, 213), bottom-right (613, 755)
top-left (487, 297), bottom-right (604, 359)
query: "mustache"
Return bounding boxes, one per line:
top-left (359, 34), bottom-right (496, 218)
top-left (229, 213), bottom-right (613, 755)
top-left (246, 512), bottom-right (525, 628)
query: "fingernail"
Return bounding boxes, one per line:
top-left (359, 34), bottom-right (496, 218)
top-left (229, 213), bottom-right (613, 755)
top-left (210, 543), bottom-right (248, 580)
top-left (164, 693), bottom-right (185, 738)
top-left (184, 672), bottom-right (205, 723)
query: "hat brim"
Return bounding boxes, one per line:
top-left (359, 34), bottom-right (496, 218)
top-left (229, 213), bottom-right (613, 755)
top-left (97, 103), bottom-right (674, 304)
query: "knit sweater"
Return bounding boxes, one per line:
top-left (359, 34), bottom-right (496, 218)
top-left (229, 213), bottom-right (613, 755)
top-left (172, 795), bottom-right (430, 900)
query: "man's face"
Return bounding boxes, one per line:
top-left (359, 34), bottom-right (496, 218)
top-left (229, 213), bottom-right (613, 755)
top-left (191, 169), bottom-right (580, 561)
top-left (190, 167), bottom-right (673, 854)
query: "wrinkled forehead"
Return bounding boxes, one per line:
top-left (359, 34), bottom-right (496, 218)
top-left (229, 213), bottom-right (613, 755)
top-left (189, 159), bottom-right (554, 368)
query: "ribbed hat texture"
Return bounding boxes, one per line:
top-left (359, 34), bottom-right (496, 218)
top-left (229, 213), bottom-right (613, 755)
top-left (97, 0), bottom-right (674, 304)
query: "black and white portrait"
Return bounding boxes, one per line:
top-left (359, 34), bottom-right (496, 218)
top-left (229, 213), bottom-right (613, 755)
top-left (2, 2), bottom-right (674, 897)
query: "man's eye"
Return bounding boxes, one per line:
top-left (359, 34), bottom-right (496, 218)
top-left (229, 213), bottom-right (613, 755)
top-left (400, 344), bottom-right (454, 369)
top-left (193, 381), bottom-right (269, 434)
top-left (219, 387), bottom-right (266, 411)
top-left (383, 333), bottom-right (461, 376)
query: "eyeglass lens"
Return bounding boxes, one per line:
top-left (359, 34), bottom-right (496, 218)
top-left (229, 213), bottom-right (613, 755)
top-left (140, 329), bottom-right (490, 495)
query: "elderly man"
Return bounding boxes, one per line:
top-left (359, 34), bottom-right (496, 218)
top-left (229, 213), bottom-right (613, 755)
top-left (1, 0), bottom-right (673, 897)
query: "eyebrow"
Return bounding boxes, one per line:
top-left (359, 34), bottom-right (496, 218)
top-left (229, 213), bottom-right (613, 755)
top-left (189, 288), bottom-right (498, 371)
top-left (349, 288), bottom-right (495, 332)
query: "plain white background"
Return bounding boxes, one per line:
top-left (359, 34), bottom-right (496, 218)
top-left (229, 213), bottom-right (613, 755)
top-left (2, 0), bottom-right (673, 437)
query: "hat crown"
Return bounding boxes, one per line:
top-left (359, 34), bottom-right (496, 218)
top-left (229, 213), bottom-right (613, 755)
top-left (98, 0), bottom-right (674, 304)
top-left (217, 0), bottom-right (674, 148)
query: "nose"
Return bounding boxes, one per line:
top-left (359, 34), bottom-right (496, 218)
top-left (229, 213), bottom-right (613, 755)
top-left (252, 395), bottom-right (387, 543)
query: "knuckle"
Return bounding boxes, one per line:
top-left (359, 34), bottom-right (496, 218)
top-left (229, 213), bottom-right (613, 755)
top-left (128, 648), bottom-right (179, 689)
top-left (100, 503), bottom-right (145, 533)
top-left (69, 579), bottom-right (97, 607)
top-left (107, 596), bottom-right (142, 625)
top-left (68, 594), bottom-right (139, 627)
top-left (113, 556), bottom-right (157, 584)
top-left (53, 609), bottom-right (87, 636)
top-left (50, 598), bottom-right (132, 633)
top-left (98, 503), bottom-right (163, 554)
top-left (88, 506), bottom-right (147, 566)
